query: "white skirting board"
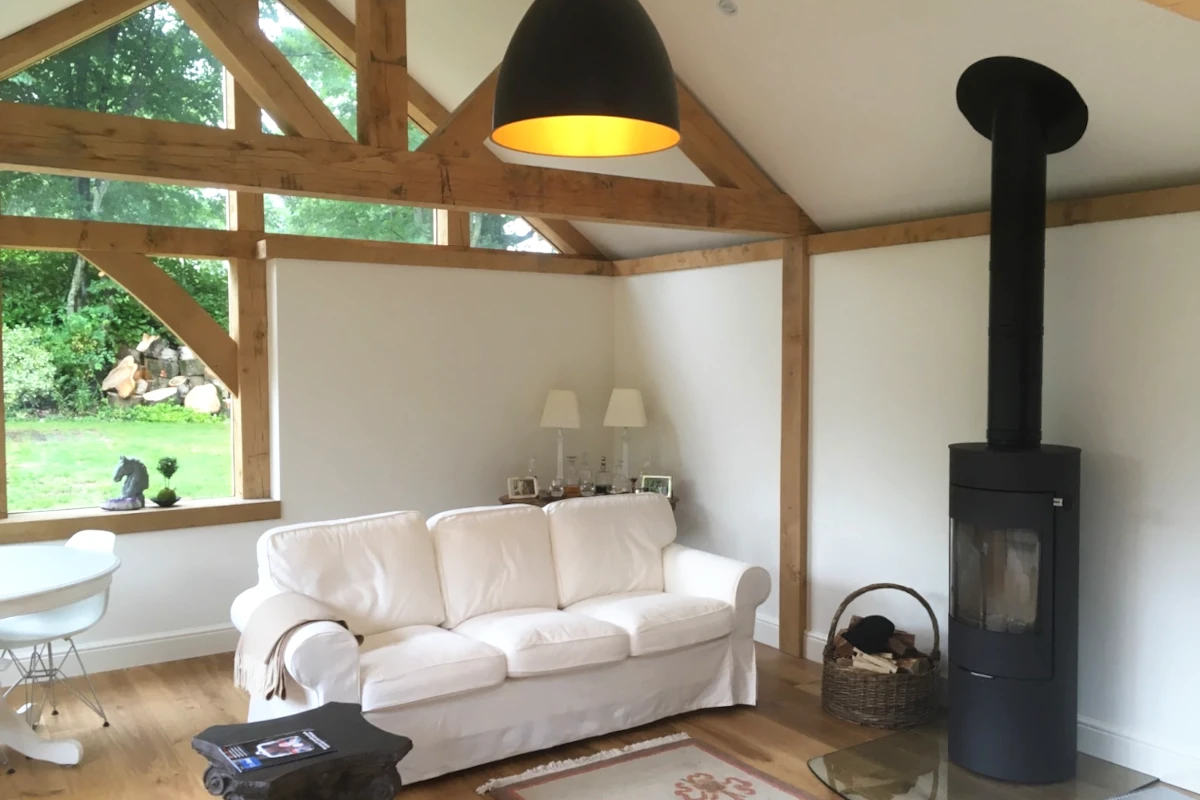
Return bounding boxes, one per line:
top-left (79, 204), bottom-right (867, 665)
top-left (802, 630), bottom-right (1200, 794)
top-left (0, 623), bottom-right (239, 684)
top-left (754, 614), bottom-right (780, 648)
top-left (1078, 717), bottom-right (1200, 795)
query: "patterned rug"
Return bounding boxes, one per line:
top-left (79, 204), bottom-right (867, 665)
top-left (478, 734), bottom-right (816, 799)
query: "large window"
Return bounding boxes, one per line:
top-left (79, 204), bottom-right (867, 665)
top-left (2, 254), bottom-right (234, 513)
top-left (0, 2), bottom-right (237, 514)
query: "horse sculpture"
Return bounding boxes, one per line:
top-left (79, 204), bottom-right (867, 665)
top-left (102, 456), bottom-right (149, 511)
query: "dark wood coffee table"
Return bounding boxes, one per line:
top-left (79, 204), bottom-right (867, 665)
top-left (192, 702), bottom-right (412, 800)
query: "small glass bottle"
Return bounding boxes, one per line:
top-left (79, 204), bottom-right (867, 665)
top-left (635, 457), bottom-right (653, 491)
top-left (612, 458), bottom-right (632, 494)
top-left (596, 456), bottom-right (612, 495)
top-left (578, 454), bottom-right (595, 496)
top-left (565, 455), bottom-right (579, 490)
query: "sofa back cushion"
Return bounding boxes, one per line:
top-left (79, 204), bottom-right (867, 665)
top-left (546, 494), bottom-right (677, 607)
top-left (429, 505), bottom-right (559, 628)
top-left (258, 511), bottom-right (444, 636)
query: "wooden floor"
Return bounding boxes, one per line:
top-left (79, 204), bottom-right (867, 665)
top-left (3, 646), bottom-right (1191, 800)
top-left (2, 644), bottom-right (877, 799)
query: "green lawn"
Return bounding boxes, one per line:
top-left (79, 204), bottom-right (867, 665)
top-left (6, 418), bottom-right (232, 512)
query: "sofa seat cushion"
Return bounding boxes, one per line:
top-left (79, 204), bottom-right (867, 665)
top-left (453, 609), bottom-right (630, 677)
top-left (358, 625), bottom-right (506, 712)
top-left (566, 592), bottom-right (734, 656)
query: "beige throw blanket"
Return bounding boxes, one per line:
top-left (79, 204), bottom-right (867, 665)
top-left (234, 593), bottom-right (362, 701)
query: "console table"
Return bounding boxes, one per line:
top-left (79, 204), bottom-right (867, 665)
top-left (499, 492), bottom-right (678, 510)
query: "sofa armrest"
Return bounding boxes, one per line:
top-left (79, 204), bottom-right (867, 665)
top-left (663, 543), bottom-right (771, 638)
top-left (282, 621), bottom-right (361, 705)
top-left (231, 583), bottom-right (284, 633)
top-left (230, 584), bottom-right (360, 704)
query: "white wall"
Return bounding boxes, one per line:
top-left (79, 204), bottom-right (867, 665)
top-left (811, 213), bottom-right (1200, 791)
top-left (13, 260), bottom-right (614, 673)
top-left (613, 261), bottom-right (783, 643)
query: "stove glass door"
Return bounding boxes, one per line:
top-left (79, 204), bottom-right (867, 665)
top-left (951, 522), bottom-right (1041, 634)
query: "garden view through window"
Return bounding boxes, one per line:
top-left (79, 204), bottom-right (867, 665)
top-left (2, 255), bottom-right (234, 513)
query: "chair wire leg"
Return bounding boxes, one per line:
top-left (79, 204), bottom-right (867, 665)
top-left (47, 641), bottom-right (58, 715)
top-left (65, 638), bottom-right (108, 727)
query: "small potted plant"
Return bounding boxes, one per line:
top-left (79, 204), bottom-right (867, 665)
top-left (151, 456), bottom-right (180, 507)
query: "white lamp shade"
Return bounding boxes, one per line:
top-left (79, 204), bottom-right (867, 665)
top-left (603, 388), bottom-right (647, 428)
top-left (540, 389), bottom-right (581, 429)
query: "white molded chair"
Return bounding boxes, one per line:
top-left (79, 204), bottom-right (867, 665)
top-left (0, 530), bottom-right (115, 727)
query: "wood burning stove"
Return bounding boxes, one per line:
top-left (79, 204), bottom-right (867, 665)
top-left (948, 57), bottom-right (1088, 784)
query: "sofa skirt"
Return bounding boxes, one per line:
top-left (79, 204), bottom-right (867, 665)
top-left (370, 633), bottom-right (755, 784)
top-left (245, 634), bottom-right (755, 783)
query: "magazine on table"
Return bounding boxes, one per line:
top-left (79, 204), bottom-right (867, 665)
top-left (220, 729), bottom-right (334, 773)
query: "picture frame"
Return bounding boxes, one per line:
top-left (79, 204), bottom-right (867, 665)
top-left (507, 476), bottom-right (540, 500)
top-left (638, 475), bottom-right (673, 498)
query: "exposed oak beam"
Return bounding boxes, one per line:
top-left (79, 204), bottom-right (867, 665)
top-left (80, 251), bottom-right (240, 394)
top-left (1141, 0), bottom-right (1200, 21)
top-left (225, 0), bottom-right (271, 500)
top-left (434, 209), bottom-right (471, 248)
top-left (0, 215), bottom-right (255, 259)
top-left (808, 182), bottom-right (1200, 255)
top-left (355, 0), bottom-right (408, 149)
top-left (613, 239), bottom-right (785, 276)
top-left (779, 236), bottom-right (811, 658)
top-left (278, 0), bottom-right (356, 63)
top-left (169, 0), bottom-right (352, 142)
top-left (0, 0), bottom-right (155, 81)
top-left (0, 214), bottom-right (609, 276)
top-left (405, 77), bottom-right (448, 136)
top-left (676, 79), bottom-right (781, 193)
top-left (417, 68), bottom-right (496, 253)
top-left (416, 68), bottom-right (500, 159)
top-left (0, 102), bottom-right (808, 235)
top-left (257, 235), bottom-right (611, 276)
top-left (609, 181), bottom-right (1200, 274)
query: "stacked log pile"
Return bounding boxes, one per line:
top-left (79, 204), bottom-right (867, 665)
top-left (100, 334), bottom-right (228, 414)
top-left (831, 615), bottom-right (934, 676)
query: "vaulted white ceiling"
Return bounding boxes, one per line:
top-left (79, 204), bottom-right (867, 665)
top-left (6, 0), bottom-right (1200, 258)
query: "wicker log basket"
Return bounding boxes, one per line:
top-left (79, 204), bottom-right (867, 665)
top-left (821, 583), bottom-right (941, 729)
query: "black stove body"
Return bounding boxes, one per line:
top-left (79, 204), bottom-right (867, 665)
top-left (948, 57), bottom-right (1088, 784)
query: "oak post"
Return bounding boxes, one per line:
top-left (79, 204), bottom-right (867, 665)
top-left (356, 0), bottom-right (408, 149)
top-left (780, 236), bottom-right (811, 657)
top-left (225, 0), bottom-right (271, 500)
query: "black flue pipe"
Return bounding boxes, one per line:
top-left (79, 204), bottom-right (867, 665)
top-left (957, 56), bottom-right (1088, 450)
top-left (984, 87), bottom-right (1047, 449)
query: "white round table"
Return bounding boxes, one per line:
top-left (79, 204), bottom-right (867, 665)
top-left (0, 544), bottom-right (120, 766)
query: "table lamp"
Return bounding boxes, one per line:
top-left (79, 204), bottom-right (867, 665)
top-left (603, 388), bottom-right (647, 489)
top-left (540, 389), bottom-right (580, 496)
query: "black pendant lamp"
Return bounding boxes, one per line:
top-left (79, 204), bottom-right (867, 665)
top-left (492, 0), bottom-right (681, 158)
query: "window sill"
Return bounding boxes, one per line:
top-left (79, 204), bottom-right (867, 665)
top-left (0, 498), bottom-right (282, 544)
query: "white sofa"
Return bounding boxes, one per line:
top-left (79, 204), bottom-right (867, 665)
top-left (231, 494), bottom-right (770, 784)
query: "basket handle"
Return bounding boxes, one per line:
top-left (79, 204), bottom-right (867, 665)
top-left (822, 583), bottom-right (941, 662)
